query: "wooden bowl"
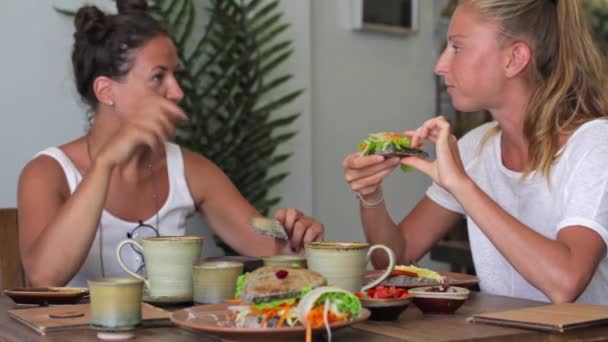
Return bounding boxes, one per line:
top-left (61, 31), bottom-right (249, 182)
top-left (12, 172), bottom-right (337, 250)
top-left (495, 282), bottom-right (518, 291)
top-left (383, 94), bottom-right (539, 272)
top-left (409, 286), bottom-right (469, 314)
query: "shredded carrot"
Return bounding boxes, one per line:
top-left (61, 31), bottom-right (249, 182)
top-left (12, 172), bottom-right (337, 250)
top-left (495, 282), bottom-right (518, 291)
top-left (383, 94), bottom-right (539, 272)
top-left (260, 308), bottom-right (277, 327)
top-left (306, 306), bottom-right (343, 328)
top-left (390, 133), bottom-right (403, 140)
top-left (250, 306), bottom-right (265, 315)
top-left (305, 320), bottom-right (312, 342)
top-left (240, 302), bottom-right (297, 327)
top-left (276, 307), bottom-right (291, 328)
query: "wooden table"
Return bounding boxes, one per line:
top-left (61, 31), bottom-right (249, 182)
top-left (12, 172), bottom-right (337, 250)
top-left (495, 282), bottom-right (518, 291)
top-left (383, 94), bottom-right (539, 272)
top-left (2, 292), bottom-right (607, 341)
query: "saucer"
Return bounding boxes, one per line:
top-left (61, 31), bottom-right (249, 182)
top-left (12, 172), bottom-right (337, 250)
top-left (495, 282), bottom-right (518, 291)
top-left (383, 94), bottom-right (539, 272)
top-left (4, 287), bottom-right (89, 305)
top-left (96, 331), bottom-right (136, 340)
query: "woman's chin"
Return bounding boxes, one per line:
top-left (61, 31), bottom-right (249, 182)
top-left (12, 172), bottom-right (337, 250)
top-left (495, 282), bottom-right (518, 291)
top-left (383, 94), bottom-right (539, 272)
top-left (451, 99), bottom-right (483, 113)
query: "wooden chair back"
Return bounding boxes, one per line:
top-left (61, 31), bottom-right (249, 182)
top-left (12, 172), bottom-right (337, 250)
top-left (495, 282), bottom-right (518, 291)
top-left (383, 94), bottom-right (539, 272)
top-left (0, 208), bottom-right (26, 290)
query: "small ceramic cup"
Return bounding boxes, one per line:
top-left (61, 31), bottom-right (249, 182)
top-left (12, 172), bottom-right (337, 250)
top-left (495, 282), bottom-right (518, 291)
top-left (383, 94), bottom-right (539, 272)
top-left (88, 277), bottom-right (144, 333)
top-left (305, 242), bottom-right (395, 293)
top-left (116, 236), bottom-right (203, 300)
top-left (192, 261), bottom-right (244, 304)
top-left (262, 255), bottom-right (307, 269)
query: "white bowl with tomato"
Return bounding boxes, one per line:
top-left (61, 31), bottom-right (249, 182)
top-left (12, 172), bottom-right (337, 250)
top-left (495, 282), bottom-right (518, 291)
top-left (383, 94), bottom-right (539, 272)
top-left (355, 286), bottom-right (413, 321)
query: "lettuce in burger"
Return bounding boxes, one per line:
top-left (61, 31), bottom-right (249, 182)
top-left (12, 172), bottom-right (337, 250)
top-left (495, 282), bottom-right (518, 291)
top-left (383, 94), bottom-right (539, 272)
top-left (230, 266), bottom-right (326, 328)
top-left (358, 132), bottom-right (428, 172)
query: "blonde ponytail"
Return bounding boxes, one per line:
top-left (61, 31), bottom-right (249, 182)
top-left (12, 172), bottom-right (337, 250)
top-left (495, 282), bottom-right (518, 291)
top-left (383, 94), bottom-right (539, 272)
top-left (469, 0), bottom-right (608, 176)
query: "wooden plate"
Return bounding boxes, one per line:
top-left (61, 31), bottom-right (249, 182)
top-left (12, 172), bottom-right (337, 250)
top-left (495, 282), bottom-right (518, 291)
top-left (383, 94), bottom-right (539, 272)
top-left (170, 303), bottom-right (370, 340)
top-left (4, 287), bottom-right (88, 305)
top-left (363, 270), bottom-right (479, 289)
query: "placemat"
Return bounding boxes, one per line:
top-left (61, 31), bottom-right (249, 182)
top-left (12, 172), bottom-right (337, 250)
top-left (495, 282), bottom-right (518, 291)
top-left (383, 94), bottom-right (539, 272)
top-left (9, 302), bottom-right (171, 335)
top-left (469, 303), bottom-right (608, 332)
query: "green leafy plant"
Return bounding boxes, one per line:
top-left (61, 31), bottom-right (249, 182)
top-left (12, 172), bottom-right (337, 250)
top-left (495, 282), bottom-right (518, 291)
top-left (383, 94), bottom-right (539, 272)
top-left (584, 0), bottom-right (608, 53)
top-left (55, 0), bottom-right (302, 255)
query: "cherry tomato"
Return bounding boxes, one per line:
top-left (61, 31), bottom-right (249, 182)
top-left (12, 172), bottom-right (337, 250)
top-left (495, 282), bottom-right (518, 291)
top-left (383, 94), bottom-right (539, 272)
top-left (373, 290), bottom-right (389, 299)
top-left (363, 285), bottom-right (411, 299)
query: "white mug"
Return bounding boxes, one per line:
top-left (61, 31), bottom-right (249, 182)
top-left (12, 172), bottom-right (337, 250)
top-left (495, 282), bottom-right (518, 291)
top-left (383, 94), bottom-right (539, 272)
top-left (305, 242), bottom-right (396, 293)
top-left (116, 236), bottom-right (202, 299)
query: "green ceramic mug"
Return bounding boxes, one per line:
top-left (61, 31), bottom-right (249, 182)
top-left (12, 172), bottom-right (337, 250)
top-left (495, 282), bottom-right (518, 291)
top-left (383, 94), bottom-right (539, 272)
top-left (305, 242), bottom-right (395, 293)
top-left (192, 261), bottom-right (244, 304)
top-left (116, 236), bottom-right (203, 299)
top-left (262, 255), bottom-right (308, 269)
top-left (88, 277), bottom-right (144, 332)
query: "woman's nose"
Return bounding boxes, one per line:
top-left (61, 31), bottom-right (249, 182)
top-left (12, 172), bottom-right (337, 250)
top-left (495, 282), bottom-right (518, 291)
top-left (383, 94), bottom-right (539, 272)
top-left (167, 78), bottom-right (184, 102)
top-left (434, 48), bottom-right (449, 76)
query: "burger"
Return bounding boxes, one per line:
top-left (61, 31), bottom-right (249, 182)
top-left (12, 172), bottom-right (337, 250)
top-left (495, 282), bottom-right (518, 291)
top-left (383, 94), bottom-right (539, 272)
top-left (230, 266), bottom-right (361, 330)
top-left (358, 132), bottom-right (428, 172)
top-left (231, 265), bottom-right (326, 328)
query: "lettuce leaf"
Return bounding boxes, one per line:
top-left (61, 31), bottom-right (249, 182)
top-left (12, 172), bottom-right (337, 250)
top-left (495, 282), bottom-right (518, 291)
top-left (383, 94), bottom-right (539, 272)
top-left (315, 292), bottom-right (361, 318)
top-left (400, 164), bottom-right (411, 173)
top-left (358, 132), bottom-right (415, 173)
top-left (254, 297), bottom-right (297, 310)
top-left (253, 285), bottom-right (313, 309)
top-left (234, 272), bottom-right (250, 299)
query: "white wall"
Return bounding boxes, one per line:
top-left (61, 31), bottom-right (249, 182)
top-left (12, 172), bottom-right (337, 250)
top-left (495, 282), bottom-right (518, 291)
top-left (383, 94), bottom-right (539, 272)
top-left (310, 0), bottom-right (446, 269)
top-left (268, 1), bottom-right (313, 216)
top-left (0, 1), bottom-right (86, 207)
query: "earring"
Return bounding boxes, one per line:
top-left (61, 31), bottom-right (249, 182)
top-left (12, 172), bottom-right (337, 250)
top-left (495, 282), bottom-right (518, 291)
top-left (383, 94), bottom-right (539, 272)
top-left (108, 100), bottom-right (114, 107)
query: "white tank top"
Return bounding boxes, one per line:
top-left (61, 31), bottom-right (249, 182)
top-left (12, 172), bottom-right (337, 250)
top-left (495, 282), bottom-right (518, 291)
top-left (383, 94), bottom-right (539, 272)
top-left (35, 142), bottom-right (197, 287)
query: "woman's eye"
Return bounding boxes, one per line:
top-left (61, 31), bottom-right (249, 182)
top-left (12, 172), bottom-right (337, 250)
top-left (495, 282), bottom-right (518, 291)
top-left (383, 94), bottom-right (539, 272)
top-left (451, 45), bottom-right (461, 53)
top-left (152, 73), bottom-right (164, 83)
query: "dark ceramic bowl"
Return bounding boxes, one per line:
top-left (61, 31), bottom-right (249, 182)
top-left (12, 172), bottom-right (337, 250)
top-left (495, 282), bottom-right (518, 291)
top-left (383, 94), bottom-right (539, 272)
top-left (359, 296), bottom-right (413, 321)
top-left (409, 286), bottom-right (469, 314)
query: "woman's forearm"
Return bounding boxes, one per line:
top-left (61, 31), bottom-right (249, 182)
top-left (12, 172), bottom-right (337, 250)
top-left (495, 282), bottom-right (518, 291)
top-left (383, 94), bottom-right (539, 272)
top-left (25, 160), bottom-right (114, 286)
top-left (360, 202), bottom-right (405, 269)
top-left (453, 179), bottom-right (601, 303)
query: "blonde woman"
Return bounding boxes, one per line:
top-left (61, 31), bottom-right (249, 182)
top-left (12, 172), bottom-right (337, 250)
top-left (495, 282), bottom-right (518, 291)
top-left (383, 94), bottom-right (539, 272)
top-left (344, 0), bottom-right (608, 304)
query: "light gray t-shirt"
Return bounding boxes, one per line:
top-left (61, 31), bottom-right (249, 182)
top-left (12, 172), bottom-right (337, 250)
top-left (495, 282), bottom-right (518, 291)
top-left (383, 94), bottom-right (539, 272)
top-left (426, 119), bottom-right (608, 304)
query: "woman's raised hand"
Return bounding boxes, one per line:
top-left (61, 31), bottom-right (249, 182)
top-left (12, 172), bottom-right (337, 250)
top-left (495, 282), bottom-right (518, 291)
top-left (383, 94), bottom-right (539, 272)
top-left (97, 95), bottom-right (188, 167)
top-left (274, 208), bottom-right (324, 255)
top-left (401, 116), bottom-right (469, 194)
top-left (343, 152), bottom-right (401, 200)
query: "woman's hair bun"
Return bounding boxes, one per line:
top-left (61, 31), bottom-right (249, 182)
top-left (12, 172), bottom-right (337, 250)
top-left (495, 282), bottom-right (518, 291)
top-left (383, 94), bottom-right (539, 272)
top-left (74, 6), bottom-right (111, 44)
top-left (117, 0), bottom-right (148, 14)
